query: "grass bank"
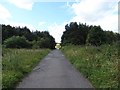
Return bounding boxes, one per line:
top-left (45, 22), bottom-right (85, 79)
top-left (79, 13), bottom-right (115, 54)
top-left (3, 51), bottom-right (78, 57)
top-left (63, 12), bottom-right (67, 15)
top-left (61, 44), bottom-right (119, 88)
top-left (2, 48), bottom-right (50, 89)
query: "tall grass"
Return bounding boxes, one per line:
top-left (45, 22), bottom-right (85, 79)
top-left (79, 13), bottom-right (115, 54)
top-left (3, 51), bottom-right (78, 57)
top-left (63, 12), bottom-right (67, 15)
top-left (62, 44), bottom-right (119, 88)
top-left (2, 48), bottom-right (50, 89)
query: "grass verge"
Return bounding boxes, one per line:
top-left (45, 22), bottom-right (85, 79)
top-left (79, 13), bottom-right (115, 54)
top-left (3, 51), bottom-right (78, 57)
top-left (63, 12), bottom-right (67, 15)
top-left (61, 44), bottom-right (119, 88)
top-left (2, 48), bottom-right (50, 89)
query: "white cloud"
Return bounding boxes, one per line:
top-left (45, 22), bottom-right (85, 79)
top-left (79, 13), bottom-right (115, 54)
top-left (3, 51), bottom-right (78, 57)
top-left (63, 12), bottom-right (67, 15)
top-left (0, 4), bottom-right (11, 22)
top-left (7, 0), bottom-right (34, 10)
top-left (1, 0), bottom-right (119, 43)
top-left (47, 22), bottom-right (68, 43)
top-left (50, 0), bottom-right (119, 43)
top-left (71, 0), bottom-right (118, 32)
top-left (0, 3), bottom-right (35, 31)
top-left (38, 22), bottom-right (46, 26)
top-left (47, 0), bottom-right (119, 43)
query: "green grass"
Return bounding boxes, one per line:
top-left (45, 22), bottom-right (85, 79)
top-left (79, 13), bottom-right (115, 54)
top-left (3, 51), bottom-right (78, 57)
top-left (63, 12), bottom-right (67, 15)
top-left (61, 44), bottom-right (119, 88)
top-left (2, 48), bottom-right (50, 89)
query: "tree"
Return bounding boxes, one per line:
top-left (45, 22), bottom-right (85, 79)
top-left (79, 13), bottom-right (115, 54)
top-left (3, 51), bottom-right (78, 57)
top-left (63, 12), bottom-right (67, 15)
top-left (61, 22), bottom-right (120, 46)
top-left (87, 26), bottom-right (105, 46)
top-left (33, 37), bottom-right (55, 49)
top-left (61, 22), bottom-right (79, 45)
top-left (61, 22), bottom-right (90, 45)
top-left (2, 24), bottom-right (56, 49)
top-left (4, 36), bottom-right (31, 48)
top-left (2, 25), bottom-right (16, 42)
top-left (78, 23), bottom-right (90, 44)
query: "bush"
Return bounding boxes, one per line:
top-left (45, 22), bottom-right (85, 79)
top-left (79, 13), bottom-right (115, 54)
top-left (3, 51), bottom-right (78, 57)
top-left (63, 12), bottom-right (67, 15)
top-left (4, 36), bottom-right (31, 48)
top-left (32, 37), bottom-right (55, 49)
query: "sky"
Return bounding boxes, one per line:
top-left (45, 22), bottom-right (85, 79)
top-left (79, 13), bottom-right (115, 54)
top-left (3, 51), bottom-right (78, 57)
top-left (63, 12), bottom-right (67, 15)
top-left (0, 0), bottom-right (119, 43)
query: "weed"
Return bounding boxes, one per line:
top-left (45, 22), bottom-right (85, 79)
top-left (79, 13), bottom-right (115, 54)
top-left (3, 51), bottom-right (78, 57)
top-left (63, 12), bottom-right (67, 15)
top-left (61, 44), bottom-right (118, 88)
top-left (2, 48), bottom-right (50, 89)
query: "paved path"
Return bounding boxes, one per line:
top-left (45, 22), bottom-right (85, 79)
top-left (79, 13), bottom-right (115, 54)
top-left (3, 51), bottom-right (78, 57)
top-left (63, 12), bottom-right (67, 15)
top-left (16, 49), bottom-right (93, 88)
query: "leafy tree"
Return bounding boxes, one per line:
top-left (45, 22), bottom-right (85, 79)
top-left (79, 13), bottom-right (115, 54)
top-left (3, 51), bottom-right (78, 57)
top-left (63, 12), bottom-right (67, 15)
top-left (87, 26), bottom-right (105, 46)
top-left (2, 25), bottom-right (16, 42)
top-left (78, 23), bottom-right (90, 44)
top-left (61, 22), bottom-right (90, 45)
top-left (104, 31), bottom-right (114, 44)
top-left (4, 36), bottom-right (31, 48)
top-left (19, 26), bottom-right (31, 40)
top-left (61, 22), bottom-right (79, 45)
top-left (32, 37), bottom-right (55, 49)
top-left (2, 24), bottom-right (56, 49)
top-left (61, 22), bottom-right (120, 46)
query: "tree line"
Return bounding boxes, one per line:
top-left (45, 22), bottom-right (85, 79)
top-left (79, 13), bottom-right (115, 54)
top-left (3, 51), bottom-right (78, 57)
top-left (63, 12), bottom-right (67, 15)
top-left (61, 22), bottom-right (120, 46)
top-left (2, 24), bottom-right (56, 49)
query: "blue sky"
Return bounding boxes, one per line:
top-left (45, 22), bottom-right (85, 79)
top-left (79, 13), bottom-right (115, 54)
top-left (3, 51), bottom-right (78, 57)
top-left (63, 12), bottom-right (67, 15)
top-left (0, 0), bottom-right (119, 43)
top-left (6, 2), bottom-right (73, 25)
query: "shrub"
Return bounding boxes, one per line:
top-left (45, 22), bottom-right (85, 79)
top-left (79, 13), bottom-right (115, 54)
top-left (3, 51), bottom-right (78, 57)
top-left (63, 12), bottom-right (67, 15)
top-left (32, 37), bottom-right (55, 49)
top-left (4, 36), bottom-right (31, 48)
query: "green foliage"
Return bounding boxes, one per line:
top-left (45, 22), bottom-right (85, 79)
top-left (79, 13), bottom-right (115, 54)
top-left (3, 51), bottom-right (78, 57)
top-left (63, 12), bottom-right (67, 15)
top-left (32, 38), bottom-right (50, 49)
top-left (2, 48), bottom-right (50, 89)
top-left (87, 26), bottom-right (105, 46)
top-left (4, 36), bottom-right (31, 48)
top-left (104, 31), bottom-right (120, 44)
top-left (32, 31), bottom-right (56, 49)
top-left (2, 25), bottom-right (31, 42)
top-left (38, 38), bottom-right (51, 48)
top-left (61, 22), bottom-right (89, 45)
top-left (61, 22), bottom-right (120, 46)
top-left (2, 24), bottom-right (56, 49)
top-left (32, 37), bottom-right (55, 49)
top-left (61, 44), bottom-right (118, 88)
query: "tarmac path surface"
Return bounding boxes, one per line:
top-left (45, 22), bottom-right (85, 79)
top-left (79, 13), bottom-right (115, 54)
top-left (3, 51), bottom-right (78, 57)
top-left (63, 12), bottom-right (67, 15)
top-left (16, 49), bottom-right (94, 88)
